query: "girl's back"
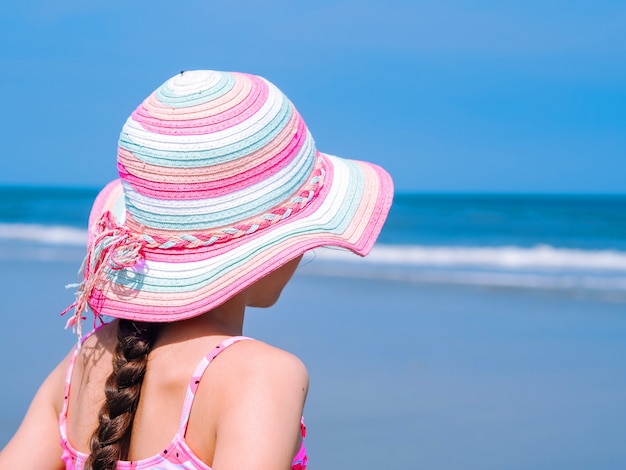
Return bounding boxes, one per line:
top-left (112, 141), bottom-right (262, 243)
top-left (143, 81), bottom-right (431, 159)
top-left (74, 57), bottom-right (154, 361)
top-left (62, 321), bottom-right (308, 469)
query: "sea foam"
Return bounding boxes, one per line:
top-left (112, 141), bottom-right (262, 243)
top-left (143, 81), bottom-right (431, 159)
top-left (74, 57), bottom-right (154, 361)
top-left (3, 224), bottom-right (626, 272)
top-left (0, 223), bottom-right (88, 246)
top-left (315, 244), bottom-right (626, 271)
top-left (3, 223), bottom-right (626, 297)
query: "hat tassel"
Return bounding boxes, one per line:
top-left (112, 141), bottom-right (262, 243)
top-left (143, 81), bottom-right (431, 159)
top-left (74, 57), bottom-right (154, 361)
top-left (61, 211), bottom-right (145, 344)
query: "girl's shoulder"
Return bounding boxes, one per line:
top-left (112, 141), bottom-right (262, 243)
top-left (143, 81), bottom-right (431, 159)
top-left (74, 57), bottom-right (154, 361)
top-left (213, 338), bottom-right (309, 393)
top-left (190, 339), bottom-right (309, 468)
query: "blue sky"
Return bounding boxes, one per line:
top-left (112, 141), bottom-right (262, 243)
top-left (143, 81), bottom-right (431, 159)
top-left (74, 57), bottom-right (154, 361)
top-left (1, 0), bottom-right (624, 193)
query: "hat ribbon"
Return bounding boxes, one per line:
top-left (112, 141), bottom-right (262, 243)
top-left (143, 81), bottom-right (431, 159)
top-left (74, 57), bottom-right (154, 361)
top-left (61, 211), bottom-right (145, 344)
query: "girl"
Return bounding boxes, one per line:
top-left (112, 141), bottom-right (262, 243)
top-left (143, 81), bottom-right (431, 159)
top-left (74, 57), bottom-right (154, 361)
top-left (0, 69), bottom-right (393, 469)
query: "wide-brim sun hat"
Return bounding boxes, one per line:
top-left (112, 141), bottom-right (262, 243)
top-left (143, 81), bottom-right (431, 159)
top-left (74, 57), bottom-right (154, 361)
top-left (63, 70), bottom-right (393, 335)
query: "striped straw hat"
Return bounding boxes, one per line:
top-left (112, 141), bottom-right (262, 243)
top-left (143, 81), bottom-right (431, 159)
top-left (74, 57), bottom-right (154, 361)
top-left (63, 70), bottom-right (393, 334)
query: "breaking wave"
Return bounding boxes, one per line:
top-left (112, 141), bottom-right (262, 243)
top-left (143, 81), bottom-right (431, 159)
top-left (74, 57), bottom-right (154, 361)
top-left (0, 223), bottom-right (87, 246)
top-left (315, 244), bottom-right (626, 271)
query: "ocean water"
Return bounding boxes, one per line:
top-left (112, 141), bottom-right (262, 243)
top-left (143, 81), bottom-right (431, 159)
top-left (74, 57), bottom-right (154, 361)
top-left (2, 186), bottom-right (625, 301)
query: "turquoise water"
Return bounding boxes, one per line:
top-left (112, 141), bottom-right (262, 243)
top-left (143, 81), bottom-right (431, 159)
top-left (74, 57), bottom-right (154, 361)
top-left (2, 186), bottom-right (626, 249)
top-left (385, 193), bottom-right (626, 250)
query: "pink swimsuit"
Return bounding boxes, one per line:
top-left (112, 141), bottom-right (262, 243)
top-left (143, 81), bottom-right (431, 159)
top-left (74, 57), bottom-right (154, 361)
top-left (59, 336), bottom-right (308, 469)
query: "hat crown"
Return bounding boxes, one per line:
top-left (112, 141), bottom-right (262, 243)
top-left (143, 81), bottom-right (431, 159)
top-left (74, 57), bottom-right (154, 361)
top-left (116, 70), bottom-right (320, 236)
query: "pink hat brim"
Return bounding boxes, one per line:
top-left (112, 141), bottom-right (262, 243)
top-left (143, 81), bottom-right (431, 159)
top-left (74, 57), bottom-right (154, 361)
top-left (84, 152), bottom-right (393, 322)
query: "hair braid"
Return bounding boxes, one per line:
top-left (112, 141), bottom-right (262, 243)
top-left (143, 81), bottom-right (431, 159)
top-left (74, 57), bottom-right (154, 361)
top-left (86, 319), bottom-right (158, 470)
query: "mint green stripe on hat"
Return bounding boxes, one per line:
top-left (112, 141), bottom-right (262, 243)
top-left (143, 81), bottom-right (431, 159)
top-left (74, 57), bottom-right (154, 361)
top-left (118, 100), bottom-right (293, 168)
top-left (122, 147), bottom-right (316, 230)
top-left (155, 72), bottom-right (236, 107)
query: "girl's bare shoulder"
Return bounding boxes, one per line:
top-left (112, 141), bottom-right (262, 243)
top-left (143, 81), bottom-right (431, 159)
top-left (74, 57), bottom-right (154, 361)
top-left (211, 339), bottom-right (309, 400)
top-left (202, 340), bottom-right (309, 469)
top-left (230, 339), bottom-right (307, 377)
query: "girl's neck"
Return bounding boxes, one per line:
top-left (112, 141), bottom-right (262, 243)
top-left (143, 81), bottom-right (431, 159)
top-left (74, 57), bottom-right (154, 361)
top-left (154, 293), bottom-right (248, 345)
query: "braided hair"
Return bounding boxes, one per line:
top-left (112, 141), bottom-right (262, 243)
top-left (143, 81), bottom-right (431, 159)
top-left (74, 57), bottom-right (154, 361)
top-left (85, 319), bottom-right (158, 470)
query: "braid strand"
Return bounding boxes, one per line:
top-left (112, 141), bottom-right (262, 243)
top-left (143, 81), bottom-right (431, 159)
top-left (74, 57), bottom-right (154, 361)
top-left (85, 320), bottom-right (158, 470)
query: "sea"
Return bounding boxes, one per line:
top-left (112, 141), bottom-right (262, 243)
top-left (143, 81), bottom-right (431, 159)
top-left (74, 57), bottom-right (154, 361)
top-left (1, 186), bottom-right (626, 469)
top-left (2, 186), bottom-right (626, 302)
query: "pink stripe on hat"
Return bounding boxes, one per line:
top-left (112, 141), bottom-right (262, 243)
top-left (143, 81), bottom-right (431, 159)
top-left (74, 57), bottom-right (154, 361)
top-left (132, 74), bottom-right (268, 135)
top-left (116, 109), bottom-right (302, 185)
top-left (118, 121), bottom-right (308, 200)
top-left (140, 73), bottom-right (251, 120)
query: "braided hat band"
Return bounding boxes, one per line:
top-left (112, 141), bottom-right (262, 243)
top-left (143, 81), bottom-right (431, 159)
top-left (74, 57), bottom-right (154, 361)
top-left (63, 70), bottom-right (394, 334)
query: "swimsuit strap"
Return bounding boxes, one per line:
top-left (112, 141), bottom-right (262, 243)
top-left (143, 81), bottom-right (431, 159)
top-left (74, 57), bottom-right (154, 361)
top-left (178, 336), bottom-right (254, 436)
top-left (60, 328), bottom-right (102, 425)
top-left (60, 344), bottom-right (81, 424)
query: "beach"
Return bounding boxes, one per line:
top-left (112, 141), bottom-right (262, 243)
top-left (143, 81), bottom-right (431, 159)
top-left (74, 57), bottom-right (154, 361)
top-left (3, 0), bottom-right (625, 465)
top-left (1, 243), bottom-right (625, 469)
